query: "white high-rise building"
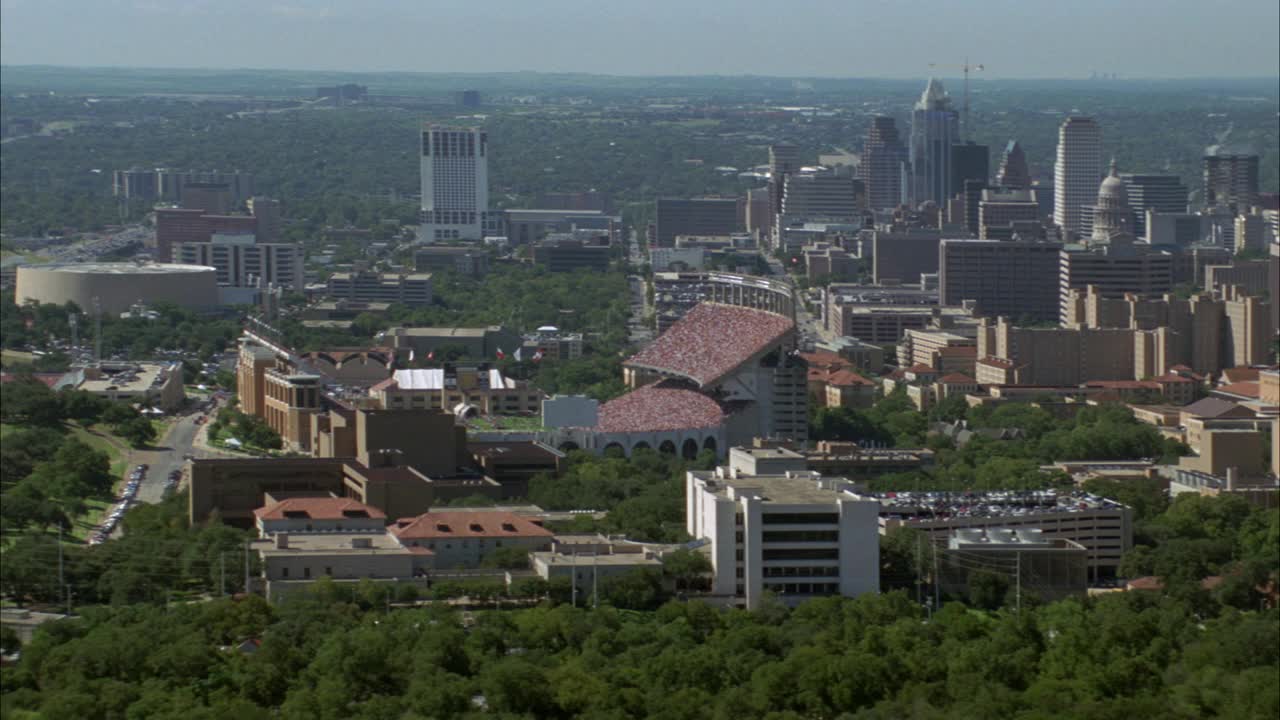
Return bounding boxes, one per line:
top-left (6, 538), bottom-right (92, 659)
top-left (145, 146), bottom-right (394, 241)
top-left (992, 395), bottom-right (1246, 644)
top-left (418, 124), bottom-right (498, 243)
top-left (1053, 116), bottom-right (1102, 237)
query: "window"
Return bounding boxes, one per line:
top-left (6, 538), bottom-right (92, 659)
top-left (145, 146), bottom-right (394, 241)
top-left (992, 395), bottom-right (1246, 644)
top-left (762, 548), bottom-right (839, 561)
top-left (325, 566), bottom-right (332, 576)
top-left (761, 513), bottom-right (839, 525)
top-left (303, 567), bottom-right (311, 579)
top-left (282, 567), bottom-right (289, 578)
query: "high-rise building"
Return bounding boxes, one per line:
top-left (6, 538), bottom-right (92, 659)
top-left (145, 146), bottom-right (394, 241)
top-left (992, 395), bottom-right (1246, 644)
top-left (1203, 148), bottom-right (1259, 213)
top-left (859, 117), bottom-right (908, 211)
top-left (654, 198), bottom-right (740, 248)
top-left (939, 238), bottom-right (1063, 323)
top-left (418, 124), bottom-right (496, 243)
top-left (768, 143), bottom-right (801, 219)
top-left (978, 189), bottom-right (1041, 240)
top-left (950, 142), bottom-right (989, 199)
top-left (247, 197), bottom-right (282, 243)
top-left (907, 79), bottom-right (960, 206)
top-left (1053, 116), bottom-right (1103, 237)
top-left (781, 171), bottom-right (863, 221)
top-left (173, 233), bottom-right (304, 291)
top-left (1058, 237), bottom-right (1174, 324)
top-left (154, 207), bottom-right (258, 263)
top-left (1119, 173), bottom-right (1188, 237)
top-left (996, 140), bottom-right (1031, 190)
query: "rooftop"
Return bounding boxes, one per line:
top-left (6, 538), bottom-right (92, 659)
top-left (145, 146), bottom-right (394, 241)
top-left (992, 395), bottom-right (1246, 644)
top-left (596, 380), bottom-right (727, 433)
top-left (625, 302), bottom-right (794, 386)
top-left (19, 262), bottom-right (216, 274)
top-left (532, 551), bottom-right (664, 567)
top-left (874, 489), bottom-right (1128, 519)
top-left (254, 497), bottom-right (385, 522)
top-left (252, 532), bottom-right (410, 556)
top-left (692, 471), bottom-right (867, 505)
top-left (390, 511), bottom-right (553, 540)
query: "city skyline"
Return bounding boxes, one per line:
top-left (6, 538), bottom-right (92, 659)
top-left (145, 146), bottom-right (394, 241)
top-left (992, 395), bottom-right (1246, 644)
top-left (1, 0), bottom-right (1278, 79)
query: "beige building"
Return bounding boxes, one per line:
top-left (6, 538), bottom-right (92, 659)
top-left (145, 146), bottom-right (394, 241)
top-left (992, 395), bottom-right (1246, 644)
top-left (371, 367), bottom-right (543, 416)
top-left (389, 510), bottom-right (553, 570)
top-left (326, 270), bottom-right (433, 306)
top-left (532, 535), bottom-right (666, 599)
top-left (975, 317), bottom-right (1136, 386)
top-left (252, 531), bottom-right (429, 602)
top-left (978, 189), bottom-right (1041, 240)
top-left (1058, 239), bottom-right (1174, 325)
top-left (263, 368), bottom-right (323, 452)
top-left (173, 233), bottom-right (304, 289)
top-left (71, 361), bottom-right (186, 411)
top-left (897, 328), bottom-right (977, 374)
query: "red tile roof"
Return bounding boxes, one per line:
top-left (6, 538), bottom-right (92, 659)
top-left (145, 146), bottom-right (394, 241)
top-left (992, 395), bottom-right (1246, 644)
top-left (1086, 380), bottom-right (1160, 390)
top-left (0, 372), bottom-right (65, 388)
top-left (1220, 367), bottom-right (1261, 384)
top-left (979, 357), bottom-right (1016, 369)
top-left (1150, 373), bottom-right (1194, 384)
top-left (390, 511), bottom-right (552, 540)
top-left (254, 497), bottom-right (386, 521)
top-left (937, 373), bottom-right (976, 384)
top-left (595, 380), bottom-right (727, 433)
top-left (827, 369), bottom-right (875, 387)
top-left (906, 364), bottom-right (936, 374)
top-left (625, 303), bottom-right (794, 386)
top-left (798, 351), bottom-right (849, 370)
top-left (1215, 381), bottom-right (1260, 399)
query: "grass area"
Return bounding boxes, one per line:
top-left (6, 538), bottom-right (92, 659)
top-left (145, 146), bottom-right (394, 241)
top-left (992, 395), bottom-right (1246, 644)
top-left (1, 349), bottom-right (36, 366)
top-left (468, 415), bottom-right (544, 431)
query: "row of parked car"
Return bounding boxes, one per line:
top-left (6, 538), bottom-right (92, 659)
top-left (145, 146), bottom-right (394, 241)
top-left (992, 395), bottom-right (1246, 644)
top-left (88, 464), bottom-right (147, 545)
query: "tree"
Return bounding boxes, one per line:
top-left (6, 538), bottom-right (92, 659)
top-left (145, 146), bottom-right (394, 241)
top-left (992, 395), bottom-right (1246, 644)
top-left (116, 416), bottom-right (157, 448)
top-left (663, 548), bottom-right (712, 592)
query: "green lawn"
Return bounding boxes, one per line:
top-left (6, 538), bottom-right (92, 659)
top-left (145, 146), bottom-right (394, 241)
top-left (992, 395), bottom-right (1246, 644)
top-left (1, 349), bottom-right (36, 366)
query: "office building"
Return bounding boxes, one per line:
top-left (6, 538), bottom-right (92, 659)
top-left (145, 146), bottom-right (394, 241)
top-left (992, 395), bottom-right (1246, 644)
top-left (114, 168), bottom-right (254, 205)
top-left (532, 536), bottom-right (666, 599)
top-left (181, 182), bottom-right (231, 214)
top-left (1203, 148), bottom-right (1259, 213)
top-left (154, 207), bottom-right (259, 263)
top-left (1119, 174), bottom-right (1187, 236)
top-left (686, 456), bottom-right (880, 610)
top-left (654, 198), bottom-right (740, 248)
top-left (907, 78), bottom-right (961, 206)
top-left (858, 116), bottom-right (907, 210)
top-left (531, 234), bottom-right (612, 272)
top-left (326, 271), bottom-right (433, 306)
top-left (1235, 212), bottom-right (1274, 253)
top-left (978, 189), bottom-right (1041, 240)
top-left (781, 170), bottom-right (864, 221)
top-left (173, 233), bottom-right (304, 290)
top-left (111, 168), bottom-right (159, 200)
top-left (870, 229), bottom-right (942, 284)
top-left (536, 190), bottom-right (611, 212)
top-left (247, 197), bottom-right (282, 242)
top-left (377, 325), bottom-right (520, 362)
top-left (1146, 210), bottom-right (1209, 247)
top-left (503, 208), bottom-right (619, 246)
top-left (1053, 116), bottom-right (1103, 237)
top-left (414, 245), bottom-right (489, 277)
top-left (1058, 237), bottom-right (1174, 324)
top-left (939, 238), bottom-right (1063, 323)
top-left (950, 141), bottom-right (989, 199)
top-left (996, 140), bottom-right (1031, 190)
top-left (418, 125), bottom-right (497, 242)
top-left (768, 143), bottom-right (801, 216)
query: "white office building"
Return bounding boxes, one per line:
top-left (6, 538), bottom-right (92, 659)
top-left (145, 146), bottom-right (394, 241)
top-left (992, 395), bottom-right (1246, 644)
top-left (172, 232), bottom-right (303, 290)
top-left (418, 124), bottom-right (499, 242)
top-left (686, 451), bottom-right (880, 610)
top-left (1053, 116), bottom-right (1102, 238)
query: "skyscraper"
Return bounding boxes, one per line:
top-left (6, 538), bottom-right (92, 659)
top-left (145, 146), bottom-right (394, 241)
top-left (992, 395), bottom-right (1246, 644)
top-left (906, 79), bottom-right (960, 207)
top-left (996, 140), bottom-right (1031, 190)
top-left (1053, 116), bottom-right (1102, 237)
top-left (769, 143), bottom-right (800, 216)
top-left (1202, 147), bottom-right (1259, 213)
top-left (1118, 173), bottom-right (1188, 237)
top-left (950, 142), bottom-right (990, 199)
top-left (858, 117), bottom-right (907, 211)
top-left (418, 124), bottom-right (495, 243)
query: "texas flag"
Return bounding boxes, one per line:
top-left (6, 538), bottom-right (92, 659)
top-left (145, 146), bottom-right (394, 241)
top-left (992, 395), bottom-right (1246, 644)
top-left (514, 347), bottom-right (523, 362)
top-left (532, 349), bottom-right (544, 363)
top-left (496, 348), bottom-right (506, 360)
top-left (426, 349), bottom-right (435, 361)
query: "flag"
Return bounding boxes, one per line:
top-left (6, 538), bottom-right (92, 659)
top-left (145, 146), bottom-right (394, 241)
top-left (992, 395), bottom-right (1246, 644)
top-left (427, 349), bottom-right (435, 361)
top-left (514, 347), bottom-right (522, 362)
top-left (532, 349), bottom-right (544, 363)
top-left (408, 349), bottom-right (415, 363)
top-left (496, 348), bottom-right (505, 360)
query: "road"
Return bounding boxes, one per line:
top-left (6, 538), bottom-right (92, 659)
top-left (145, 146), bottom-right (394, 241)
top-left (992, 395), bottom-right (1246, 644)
top-left (128, 401), bottom-right (232, 505)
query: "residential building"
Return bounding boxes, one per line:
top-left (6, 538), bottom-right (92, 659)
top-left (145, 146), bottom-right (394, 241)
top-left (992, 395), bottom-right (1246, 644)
top-left (1203, 148), bottom-right (1259, 213)
top-left (654, 198), bottom-right (740, 248)
top-left (907, 78), bottom-right (961, 206)
top-left (939, 238), bottom-right (1063, 323)
top-left (172, 232), bottom-right (304, 290)
top-left (1205, 259), bottom-right (1271, 297)
top-left (1118, 173), bottom-right (1187, 236)
top-left (1053, 116), bottom-right (1103, 237)
top-left (975, 317), bottom-right (1137, 386)
top-left (978, 189), bottom-right (1041, 240)
top-left (326, 271), bottom-right (433, 306)
top-left (418, 125), bottom-right (498, 242)
top-left (389, 510), bottom-right (553, 569)
top-left (858, 117), bottom-right (907, 210)
top-left (898, 328), bottom-right (978, 374)
top-left (781, 170), bottom-right (864, 222)
top-left (686, 460), bottom-right (880, 609)
top-left (995, 140), bottom-right (1031, 190)
top-left (876, 489), bottom-right (1132, 577)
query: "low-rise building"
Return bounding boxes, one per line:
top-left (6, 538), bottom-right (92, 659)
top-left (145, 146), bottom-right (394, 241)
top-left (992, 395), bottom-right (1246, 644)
top-left (414, 245), bottom-right (489, 278)
top-left (377, 326), bottom-right (521, 362)
top-left (252, 531), bottom-right (430, 602)
top-left (253, 497), bottom-right (387, 536)
top-left (371, 367), bottom-right (543, 416)
top-left (531, 234), bottom-right (612, 272)
top-left (389, 510), bottom-right (554, 570)
top-left (69, 361), bottom-right (185, 411)
top-left (326, 270), bottom-right (433, 306)
top-left (531, 535), bottom-right (667, 599)
top-left (686, 456), bottom-right (880, 610)
top-left (937, 528), bottom-right (1088, 602)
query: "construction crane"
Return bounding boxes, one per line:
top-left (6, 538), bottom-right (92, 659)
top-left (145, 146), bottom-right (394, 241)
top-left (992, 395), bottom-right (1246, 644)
top-left (928, 58), bottom-right (985, 141)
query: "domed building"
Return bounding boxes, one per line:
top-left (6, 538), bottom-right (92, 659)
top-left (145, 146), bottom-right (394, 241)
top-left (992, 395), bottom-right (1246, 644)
top-left (1089, 159), bottom-right (1136, 244)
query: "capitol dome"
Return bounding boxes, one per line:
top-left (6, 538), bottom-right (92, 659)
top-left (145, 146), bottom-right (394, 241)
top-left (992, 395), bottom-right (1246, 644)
top-left (1097, 160), bottom-right (1128, 205)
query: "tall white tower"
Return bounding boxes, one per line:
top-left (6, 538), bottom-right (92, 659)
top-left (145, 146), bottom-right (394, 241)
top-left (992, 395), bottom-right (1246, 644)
top-left (418, 124), bottom-right (495, 243)
top-left (1053, 116), bottom-right (1102, 237)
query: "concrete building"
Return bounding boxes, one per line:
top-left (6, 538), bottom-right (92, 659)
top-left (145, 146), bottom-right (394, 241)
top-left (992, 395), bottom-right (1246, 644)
top-left (522, 327), bottom-right (583, 362)
top-left (68, 361), bottom-right (185, 410)
top-left (1119, 174), bottom-right (1187, 236)
top-left (1146, 210), bottom-right (1209, 247)
top-left (995, 140), bottom-right (1031, 190)
top-left (686, 460), bottom-right (880, 609)
top-left (859, 116), bottom-right (908, 210)
top-left (532, 536), bottom-right (666, 599)
top-left (781, 170), bottom-right (864, 224)
top-left (1235, 211), bottom-right (1274, 254)
top-left (907, 78), bottom-right (961, 206)
top-left (768, 143), bottom-right (801, 221)
top-left (389, 510), bottom-right (553, 569)
top-left (173, 233), bottom-right (304, 290)
top-left (898, 328), bottom-right (978, 374)
top-left (154, 207), bottom-right (259, 263)
top-left (975, 317), bottom-right (1137, 386)
top-left (531, 234), bottom-right (612, 272)
top-left (419, 125), bottom-right (498, 242)
top-left (15, 262), bottom-right (218, 315)
top-left (247, 197), bottom-right (282, 242)
top-left (1203, 148), bottom-right (1259, 213)
top-left (938, 238), bottom-right (1063, 323)
top-left (326, 271), bottom-right (433, 306)
top-left (938, 528), bottom-right (1089, 602)
top-left (300, 301), bottom-right (393, 331)
top-left (654, 198), bottom-right (740, 248)
top-left (951, 142), bottom-right (990, 202)
top-left (650, 247), bottom-right (706, 272)
top-left (1205, 259), bottom-right (1271, 297)
top-left (252, 531), bottom-right (428, 602)
top-left (414, 245), bottom-right (489, 278)
top-left (870, 229), bottom-right (942, 284)
top-left (978, 189), bottom-right (1041, 240)
top-left (1058, 237), bottom-right (1174, 324)
top-left (876, 489), bottom-right (1132, 577)
top-left (1053, 116), bottom-right (1103, 237)
top-left (371, 367), bottom-right (544, 416)
top-left (503, 209), bottom-right (619, 246)
top-left (115, 168), bottom-right (253, 205)
top-left (377, 326), bottom-right (521, 362)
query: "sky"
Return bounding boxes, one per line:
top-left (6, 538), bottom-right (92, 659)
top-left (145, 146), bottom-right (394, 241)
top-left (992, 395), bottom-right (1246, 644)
top-left (1, 0), bottom-right (1277, 79)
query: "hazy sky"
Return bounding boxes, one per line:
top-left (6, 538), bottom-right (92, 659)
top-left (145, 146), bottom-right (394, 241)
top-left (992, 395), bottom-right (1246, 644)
top-left (2, 0), bottom-right (1277, 78)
